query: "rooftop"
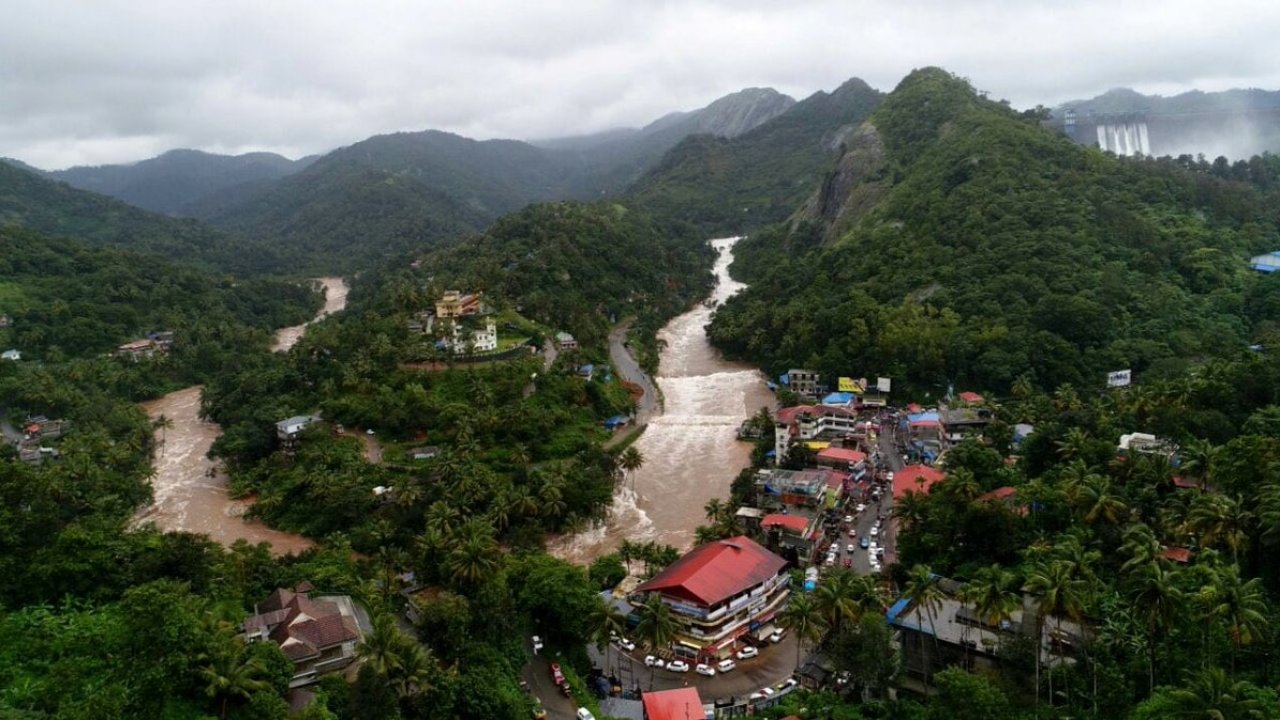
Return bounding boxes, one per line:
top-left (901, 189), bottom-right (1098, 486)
top-left (761, 513), bottom-right (811, 534)
top-left (893, 465), bottom-right (946, 500)
top-left (642, 687), bottom-right (703, 720)
top-left (635, 536), bottom-right (786, 608)
top-left (817, 447), bottom-right (867, 465)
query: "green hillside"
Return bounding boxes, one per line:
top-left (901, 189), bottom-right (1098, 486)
top-left (203, 159), bottom-right (490, 274)
top-left (0, 161), bottom-right (280, 274)
top-left (709, 68), bottom-right (1280, 393)
top-left (0, 226), bottom-right (319, 362)
top-left (627, 77), bottom-right (885, 235)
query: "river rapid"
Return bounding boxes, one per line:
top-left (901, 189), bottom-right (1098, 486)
top-left (551, 238), bottom-right (774, 564)
top-left (132, 277), bottom-right (348, 555)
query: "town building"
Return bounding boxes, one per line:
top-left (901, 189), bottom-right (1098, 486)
top-left (939, 407), bottom-right (994, 444)
top-left (892, 465), bottom-right (946, 501)
top-left (815, 447), bottom-right (868, 479)
top-left (754, 467), bottom-right (845, 512)
top-left (887, 577), bottom-right (1087, 690)
top-left (902, 411), bottom-right (944, 462)
top-left (242, 583), bottom-right (364, 688)
top-left (406, 311), bottom-right (435, 334)
top-left (642, 687), bottom-right (703, 720)
top-left (1250, 251), bottom-right (1280, 273)
top-left (555, 331), bottom-right (578, 350)
top-left (435, 290), bottom-right (485, 318)
top-left (276, 415), bottom-right (319, 447)
top-left (783, 369), bottom-right (820, 398)
top-left (633, 536), bottom-right (790, 659)
top-left (117, 338), bottom-right (166, 362)
top-left (407, 446), bottom-right (440, 461)
top-left (773, 404), bottom-right (859, 462)
top-left (23, 415), bottom-right (68, 440)
top-left (1117, 432), bottom-right (1178, 460)
top-left (761, 512), bottom-right (822, 561)
top-left (956, 391), bottom-right (985, 405)
top-left (444, 317), bottom-right (497, 353)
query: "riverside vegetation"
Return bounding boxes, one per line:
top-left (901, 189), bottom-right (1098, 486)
top-left (5, 65), bottom-right (1280, 720)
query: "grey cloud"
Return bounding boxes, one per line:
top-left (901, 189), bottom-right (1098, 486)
top-left (2, 0), bottom-right (1279, 168)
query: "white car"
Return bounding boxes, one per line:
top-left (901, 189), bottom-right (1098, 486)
top-left (717, 659), bottom-right (737, 673)
top-left (531, 635), bottom-right (543, 653)
top-left (780, 678), bottom-right (798, 692)
top-left (846, 544), bottom-right (856, 553)
top-left (749, 687), bottom-right (777, 701)
top-left (870, 527), bottom-right (879, 537)
top-left (616, 637), bottom-right (636, 652)
top-left (869, 562), bottom-right (882, 573)
top-left (695, 663), bottom-right (716, 677)
top-left (665, 660), bottom-right (690, 673)
top-left (365, 428), bottom-right (375, 435)
top-left (855, 503), bottom-right (867, 512)
top-left (843, 515), bottom-right (854, 523)
top-left (736, 646), bottom-right (759, 660)
top-left (769, 629), bottom-right (786, 644)
top-left (644, 655), bottom-right (664, 668)
top-left (576, 709), bottom-right (595, 720)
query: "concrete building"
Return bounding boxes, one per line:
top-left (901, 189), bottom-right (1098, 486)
top-left (555, 331), bottom-right (578, 350)
top-left (773, 404), bottom-right (860, 462)
top-left (783, 369), bottom-right (820, 398)
top-left (634, 536), bottom-right (790, 660)
top-left (435, 290), bottom-right (485, 318)
top-left (117, 338), bottom-right (165, 362)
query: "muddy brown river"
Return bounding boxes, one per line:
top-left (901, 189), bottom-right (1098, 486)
top-left (133, 277), bottom-right (347, 555)
top-left (551, 238), bottom-right (774, 564)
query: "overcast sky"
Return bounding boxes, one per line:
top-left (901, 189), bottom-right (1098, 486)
top-left (4, 0), bottom-right (1279, 169)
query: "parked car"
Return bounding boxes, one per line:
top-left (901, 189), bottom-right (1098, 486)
top-left (843, 515), bottom-right (854, 523)
top-left (717, 659), bottom-right (737, 673)
top-left (855, 503), bottom-right (867, 512)
top-left (859, 536), bottom-right (870, 549)
top-left (576, 709), bottom-right (596, 720)
top-left (846, 543), bottom-right (856, 553)
top-left (666, 660), bottom-right (690, 673)
top-left (769, 629), bottom-right (786, 644)
top-left (736, 646), bottom-right (759, 660)
top-left (843, 557), bottom-right (853, 568)
top-left (531, 635), bottom-right (543, 653)
top-left (695, 663), bottom-right (716, 677)
top-left (531, 700), bottom-right (547, 719)
top-left (549, 662), bottom-right (565, 685)
top-left (780, 678), bottom-right (798, 692)
top-left (749, 687), bottom-right (776, 701)
top-left (870, 527), bottom-right (879, 537)
top-left (616, 637), bottom-right (636, 652)
top-left (644, 655), bottom-right (665, 668)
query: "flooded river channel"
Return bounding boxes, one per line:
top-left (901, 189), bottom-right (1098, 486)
top-left (552, 238), bottom-right (774, 564)
top-left (133, 277), bottom-right (348, 554)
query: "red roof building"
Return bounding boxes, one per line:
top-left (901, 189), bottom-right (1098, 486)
top-left (635, 536), bottom-right (790, 658)
top-left (957, 391), bottom-right (985, 405)
top-left (816, 447), bottom-right (867, 467)
top-left (243, 585), bottom-right (363, 687)
top-left (642, 687), bottom-right (703, 720)
top-left (761, 513), bottom-right (810, 534)
top-left (977, 486), bottom-right (1017, 503)
top-left (892, 465), bottom-right (946, 500)
top-left (1163, 546), bottom-right (1193, 564)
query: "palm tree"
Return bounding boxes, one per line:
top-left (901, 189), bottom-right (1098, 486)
top-left (634, 593), bottom-right (677, 687)
top-left (1164, 667), bottom-right (1263, 719)
top-left (1129, 562), bottom-right (1183, 693)
top-left (964, 564), bottom-right (1021, 655)
top-left (200, 640), bottom-right (270, 719)
top-left (893, 491), bottom-right (929, 533)
top-left (587, 598), bottom-right (628, 652)
top-left (1206, 564), bottom-right (1269, 671)
top-left (1024, 560), bottom-right (1088, 707)
top-left (1074, 475), bottom-right (1129, 525)
top-left (619, 539), bottom-right (638, 575)
top-left (943, 467), bottom-right (981, 504)
top-left (619, 446), bottom-right (644, 489)
top-left (703, 497), bottom-right (726, 524)
top-left (391, 641), bottom-right (435, 698)
top-left (1185, 494), bottom-right (1253, 564)
top-left (778, 593), bottom-right (826, 668)
top-left (813, 570), bottom-right (860, 637)
top-left (359, 612), bottom-right (407, 677)
top-left (446, 532), bottom-right (501, 587)
top-left (1180, 438), bottom-right (1220, 491)
top-left (902, 565), bottom-right (945, 689)
top-left (1119, 523), bottom-right (1164, 575)
top-left (152, 413), bottom-right (174, 457)
top-left (1056, 427), bottom-right (1091, 461)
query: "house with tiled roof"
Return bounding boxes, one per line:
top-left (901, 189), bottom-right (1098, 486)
top-left (634, 536), bottom-right (789, 660)
top-left (242, 583), bottom-right (364, 688)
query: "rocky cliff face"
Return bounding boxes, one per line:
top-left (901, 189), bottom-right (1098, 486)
top-left (689, 87), bottom-right (797, 138)
top-left (793, 121), bottom-right (888, 241)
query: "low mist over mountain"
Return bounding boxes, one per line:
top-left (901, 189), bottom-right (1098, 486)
top-left (37, 149), bottom-right (314, 216)
top-left (1050, 87), bottom-right (1280, 159)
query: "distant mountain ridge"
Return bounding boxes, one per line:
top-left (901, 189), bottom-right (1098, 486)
top-left (39, 149), bottom-right (314, 216)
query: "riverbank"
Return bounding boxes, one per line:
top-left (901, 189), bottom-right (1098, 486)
top-left (550, 238), bottom-right (774, 564)
top-left (133, 276), bottom-right (349, 555)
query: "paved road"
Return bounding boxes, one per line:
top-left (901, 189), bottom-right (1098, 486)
top-left (591, 635), bottom-right (798, 704)
top-left (520, 646), bottom-right (580, 720)
top-left (608, 320), bottom-right (659, 422)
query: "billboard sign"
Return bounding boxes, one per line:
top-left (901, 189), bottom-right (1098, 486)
top-left (1107, 369), bottom-right (1132, 388)
top-left (877, 377), bottom-right (892, 392)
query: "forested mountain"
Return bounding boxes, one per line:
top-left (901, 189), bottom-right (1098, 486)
top-left (0, 226), bottom-right (319, 362)
top-left (42, 149), bottom-right (313, 216)
top-left (200, 88), bottom-right (792, 274)
top-left (0, 160), bottom-right (282, 274)
top-left (200, 159), bottom-right (489, 275)
top-left (709, 68), bottom-right (1280, 394)
top-left (627, 77), bottom-right (885, 235)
